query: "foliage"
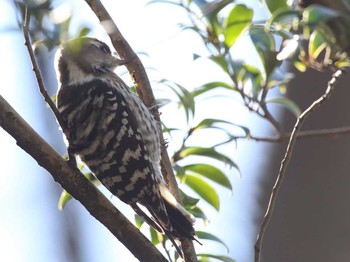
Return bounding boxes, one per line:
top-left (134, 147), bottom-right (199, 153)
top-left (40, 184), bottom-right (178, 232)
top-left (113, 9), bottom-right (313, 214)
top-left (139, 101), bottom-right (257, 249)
top-left (148, 0), bottom-right (350, 261)
top-left (19, 0), bottom-right (350, 261)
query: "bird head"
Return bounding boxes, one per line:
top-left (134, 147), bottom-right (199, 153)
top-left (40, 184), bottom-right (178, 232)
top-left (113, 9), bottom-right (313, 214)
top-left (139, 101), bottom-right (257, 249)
top-left (55, 37), bottom-right (122, 85)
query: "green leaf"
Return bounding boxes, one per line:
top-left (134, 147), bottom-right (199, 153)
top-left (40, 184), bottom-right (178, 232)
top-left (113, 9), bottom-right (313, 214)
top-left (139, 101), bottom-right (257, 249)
top-left (266, 97), bottom-right (301, 117)
top-left (58, 171), bottom-right (97, 210)
top-left (241, 64), bottom-right (263, 98)
top-left (58, 190), bottom-right (72, 210)
top-left (224, 4), bottom-right (253, 48)
top-left (150, 228), bottom-right (163, 245)
top-left (250, 27), bottom-right (275, 53)
top-left (250, 28), bottom-right (279, 77)
top-left (197, 254), bottom-right (237, 262)
top-left (266, 8), bottom-right (301, 30)
top-left (308, 30), bottom-right (327, 60)
top-left (160, 80), bottom-right (195, 123)
top-left (180, 189), bottom-right (200, 207)
top-left (191, 118), bottom-right (250, 138)
top-left (182, 164), bottom-right (232, 190)
top-left (178, 147), bottom-right (239, 171)
top-left (194, 0), bottom-right (236, 21)
top-left (265, 0), bottom-right (288, 14)
top-left (134, 214), bottom-right (144, 229)
top-left (209, 56), bottom-right (230, 74)
top-left (196, 231), bottom-right (229, 252)
top-left (182, 174), bottom-right (220, 210)
top-left (188, 206), bottom-right (207, 220)
top-left (294, 60), bottom-right (307, 72)
top-left (192, 81), bottom-right (234, 97)
top-left (78, 26), bottom-right (91, 37)
top-left (303, 5), bottom-right (339, 25)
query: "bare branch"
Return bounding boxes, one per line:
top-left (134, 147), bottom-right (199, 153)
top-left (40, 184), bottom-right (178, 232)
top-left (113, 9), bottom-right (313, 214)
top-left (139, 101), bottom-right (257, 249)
top-left (232, 125), bottom-right (350, 143)
top-left (83, 0), bottom-right (197, 260)
top-left (0, 95), bottom-right (167, 262)
top-left (22, 7), bottom-right (67, 137)
top-left (254, 70), bottom-right (344, 262)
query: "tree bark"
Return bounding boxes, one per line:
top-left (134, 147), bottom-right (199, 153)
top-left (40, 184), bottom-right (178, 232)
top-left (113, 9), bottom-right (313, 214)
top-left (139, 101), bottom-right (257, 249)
top-left (0, 95), bottom-right (167, 262)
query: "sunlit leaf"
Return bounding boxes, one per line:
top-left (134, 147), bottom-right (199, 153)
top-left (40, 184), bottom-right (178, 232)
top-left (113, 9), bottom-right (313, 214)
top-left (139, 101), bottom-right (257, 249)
top-left (223, 4), bottom-right (253, 48)
top-left (196, 231), bottom-right (229, 252)
top-left (266, 97), bottom-right (301, 117)
top-left (134, 214), bottom-right (144, 229)
top-left (250, 27), bottom-right (279, 77)
top-left (58, 190), bottom-right (72, 210)
top-left (162, 127), bottom-right (180, 133)
top-left (308, 30), bottom-right (327, 60)
top-left (78, 26), bottom-right (91, 37)
top-left (303, 5), bottom-right (339, 25)
top-left (266, 8), bottom-right (300, 30)
top-left (250, 27), bottom-right (275, 53)
top-left (241, 64), bottom-right (262, 98)
top-left (181, 164), bottom-right (232, 190)
top-left (266, 68), bottom-right (294, 89)
top-left (197, 254), bottom-right (237, 262)
top-left (150, 227), bottom-right (163, 245)
top-left (192, 81), bottom-right (234, 97)
top-left (335, 54), bottom-right (350, 68)
top-left (178, 147), bottom-right (239, 171)
top-left (265, 0), bottom-right (288, 14)
top-left (182, 174), bottom-right (220, 210)
top-left (180, 189), bottom-right (200, 207)
top-left (51, 94), bottom-right (57, 103)
top-left (194, 0), bottom-right (236, 21)
top-left (191, 118), bottom-right (250, 138)
top-left (209, 56), bottom-right (230, 74)
top-left (294, 60), bottom-right (307, 72)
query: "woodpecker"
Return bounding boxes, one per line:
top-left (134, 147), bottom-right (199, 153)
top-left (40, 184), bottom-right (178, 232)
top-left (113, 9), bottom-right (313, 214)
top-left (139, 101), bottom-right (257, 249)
top-left (55, 37), bottom-right (197, 256)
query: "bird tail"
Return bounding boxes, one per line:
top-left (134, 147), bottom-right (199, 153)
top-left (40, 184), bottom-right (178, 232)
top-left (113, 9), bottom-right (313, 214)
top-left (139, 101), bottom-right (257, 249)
top-left (132, 184), bottom-right (200, 257)
top-left (158, 184), bottom-right (197, 241)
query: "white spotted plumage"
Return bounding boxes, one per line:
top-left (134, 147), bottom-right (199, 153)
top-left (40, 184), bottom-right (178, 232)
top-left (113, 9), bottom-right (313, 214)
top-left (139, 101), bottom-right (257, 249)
top-left (55, 37), bottom-right (197, 256)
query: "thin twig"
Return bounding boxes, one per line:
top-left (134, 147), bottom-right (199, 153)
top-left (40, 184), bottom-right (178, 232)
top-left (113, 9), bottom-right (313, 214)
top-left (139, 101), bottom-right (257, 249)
top-left (22, 6), bottom-right (67, 136)
top-left (254, 69), bottom-right (343, 262)
top-left (233, 125), bottom-right (350, 143)
top-left (84, 1), bottom-right (197, 260)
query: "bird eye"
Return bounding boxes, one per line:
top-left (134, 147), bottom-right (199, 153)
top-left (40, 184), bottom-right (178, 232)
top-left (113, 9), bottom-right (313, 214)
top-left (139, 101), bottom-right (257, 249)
top-left (100, 44), bottom-right (111, 54)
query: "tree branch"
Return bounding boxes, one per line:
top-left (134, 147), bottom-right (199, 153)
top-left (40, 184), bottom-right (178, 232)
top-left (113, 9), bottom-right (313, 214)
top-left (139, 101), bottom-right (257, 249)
top-left (232, 125), bottom-right (350, 143)
top-left (21, 4), bottom-right (167, 261)
top-left (22, 6), bottom-right (67, 137)
top-left (254, 69), bottom-right (343, 262)
top-left (0, 95), bottom-right (167, 262)
top-left (83, 1), bottom-right (197, 260)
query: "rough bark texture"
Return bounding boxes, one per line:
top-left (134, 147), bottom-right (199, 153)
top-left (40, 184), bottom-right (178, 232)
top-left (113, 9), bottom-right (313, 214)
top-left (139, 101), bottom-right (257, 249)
top-left (0, 95), bottom-right (167, 262)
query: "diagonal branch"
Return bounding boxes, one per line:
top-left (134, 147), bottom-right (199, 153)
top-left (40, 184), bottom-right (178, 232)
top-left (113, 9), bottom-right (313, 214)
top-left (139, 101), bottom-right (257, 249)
top-left (83, 0), bottom-right (198, 261)
top-left (0, 95), bottom-right (167, 262)
top-left (254, 69), bottom-right (343, 262)
top-left (22, 6), bottom-right (67, 136)
top-left (21, 4), bottom-right (167, 261)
